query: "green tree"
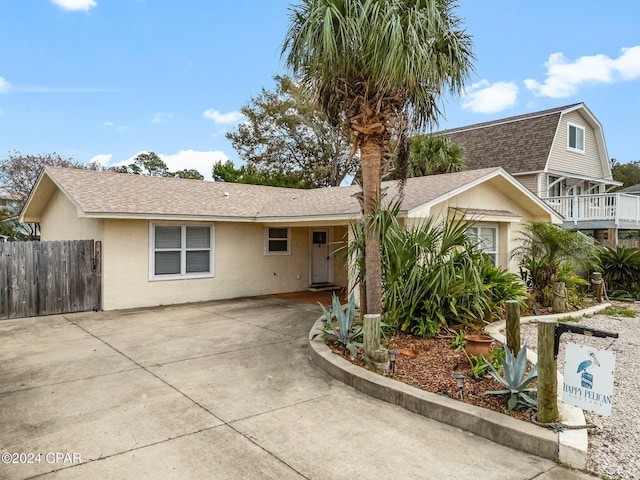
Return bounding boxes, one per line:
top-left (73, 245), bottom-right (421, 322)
top-left (173, 169), bottom-right (204, 180)
top-left (283, 0), bottom-right (474, 314)
top-left (227, 75), bottom-right (355, 188)
top-left (512, 222), bottom-right (597, 306)
top-left (213, 160), bottom-right (311, 188)
top-left (611, 159), bottom-right (640, 189)
top-left (124, 152), bottom-right (170, 177)
top-left (387, 134), bottom-right (466, 179)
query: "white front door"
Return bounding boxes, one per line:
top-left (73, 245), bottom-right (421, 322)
top-left (311, 228), bottom-right (330, 285)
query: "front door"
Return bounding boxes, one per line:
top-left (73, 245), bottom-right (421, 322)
top-left (311, 228), bottom-right (330, 285)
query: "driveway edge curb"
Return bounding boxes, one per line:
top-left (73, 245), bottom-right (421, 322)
top-left (308, 318), bottom-right (558, 461)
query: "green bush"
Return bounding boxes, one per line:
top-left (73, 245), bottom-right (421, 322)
top-left (513, 223), bottom-right (597, 307)
top-left (381, 215), bottom-right (490, 336)
top-left (598, 245), bottom-right (640, 298)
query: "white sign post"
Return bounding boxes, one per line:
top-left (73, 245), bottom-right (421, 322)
top-left (563, 343), bottom-right (615, 416)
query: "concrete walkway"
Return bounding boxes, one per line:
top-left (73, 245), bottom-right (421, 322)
top-left (0, 298), bottom-right (596, 479)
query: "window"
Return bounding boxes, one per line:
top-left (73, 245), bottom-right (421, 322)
top-left (548, 176), bottom-right (561, 197)
top-left (150, 224), bottom-right (214, 279)
top-left (265, 227), bottom-right (290, 255)
top-left (567, 123), bottom-right (585, 153)
top-left (468, 226), bottom-right (498, 265)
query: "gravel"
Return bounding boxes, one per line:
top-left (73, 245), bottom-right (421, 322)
top-left (518, 302), bottom-right (640, 480)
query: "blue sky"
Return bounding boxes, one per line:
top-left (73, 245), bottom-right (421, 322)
top-left (1, 1), bottom-right (639, 181)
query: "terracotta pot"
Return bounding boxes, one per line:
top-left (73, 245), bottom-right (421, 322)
top-left (464, 335), bottom-right (494, 357)
top-left (396, 348), bottom-right (419, 358)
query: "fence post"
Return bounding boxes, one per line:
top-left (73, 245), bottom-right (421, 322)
top-left (552, 281), bottom-right (566, 313)
top-left (591, 272), bottom-right (603, 303)
top-left (537, 319), bottom-right (559, 423)
top-left (363, 314), bottom-right (388, 364)
top-left (505, 300), bottom-right (520, 354)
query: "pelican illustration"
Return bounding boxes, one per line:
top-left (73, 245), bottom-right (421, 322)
top-left (577, 352), bottom-right (600, 373)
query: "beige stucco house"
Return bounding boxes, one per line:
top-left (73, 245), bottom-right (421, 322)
top-left (21, 166), bottom-right (561, 311)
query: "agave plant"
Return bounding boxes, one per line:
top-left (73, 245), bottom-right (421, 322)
top-left (319, 293), bottom-right (362, 357)
top-left (483, 345), bottom-right (538, 411)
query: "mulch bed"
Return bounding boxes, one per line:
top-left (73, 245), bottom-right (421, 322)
top-left (331, 332), bottom-right (534, 423)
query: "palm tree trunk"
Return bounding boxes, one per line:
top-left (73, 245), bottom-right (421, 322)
top-left (360, 139), bottom-right (383, 314)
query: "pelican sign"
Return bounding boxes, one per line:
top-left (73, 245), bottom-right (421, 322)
top-left (562, 344), bottom-right (615, 416)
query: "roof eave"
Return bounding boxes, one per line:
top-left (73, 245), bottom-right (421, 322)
top-left (406, 168), bottom-right (504, 215)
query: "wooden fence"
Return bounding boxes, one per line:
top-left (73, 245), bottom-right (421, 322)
top-left (0, 240), bottom-right (101, 320)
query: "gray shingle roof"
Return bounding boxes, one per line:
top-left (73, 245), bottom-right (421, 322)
top-left (34, 166), bottom-right (504, 221)
top-left (439, 103), bottom-right (582, 174)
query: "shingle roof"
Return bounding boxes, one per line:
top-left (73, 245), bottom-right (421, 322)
top-left (439, 103), bottom-right (582, 174)
top-left (32, 166), bottom-right (505, 221)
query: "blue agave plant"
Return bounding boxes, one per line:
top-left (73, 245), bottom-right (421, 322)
top-left (319, 293), bottom-right (362, 357)
top-left (483, 345), bottom-right (538, 411)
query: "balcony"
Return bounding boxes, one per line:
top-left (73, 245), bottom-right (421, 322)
top-left (544, 193), bottom-right (640, 230)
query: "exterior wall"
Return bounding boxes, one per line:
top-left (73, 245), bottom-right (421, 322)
top-left (548, 110), bottom-right (605, 178)
top-left (515, 174), bottom-right (539, 196)
top-left (331, 225), bottom-right (349, 288)
top-left (39, 189), bottom-right (103, 241)
top-left (102, 220), bottom-right (314, 310)
top-left (413, 179), bottom-right (554, 272)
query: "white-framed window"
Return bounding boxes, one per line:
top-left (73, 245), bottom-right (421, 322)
top-left (265, 227), bottom-right (290, 255)
top-left (468, 225), bottom-right (498, 266)
top-left (149, 223), bottom-right (214, 280)
top-left (548, 175), bottom-right (562, 197)
top-left (567, 123), bottom-right (585, 153)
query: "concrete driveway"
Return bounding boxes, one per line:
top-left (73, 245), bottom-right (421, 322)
top-left (1, 297), bottom-right (587, 479)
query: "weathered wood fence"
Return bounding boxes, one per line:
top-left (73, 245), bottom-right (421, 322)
top-left (0, 240), bottom-right (101, 320)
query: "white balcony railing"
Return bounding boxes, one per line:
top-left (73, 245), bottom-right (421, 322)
top-left (544, 193), bottom-right (640, 226)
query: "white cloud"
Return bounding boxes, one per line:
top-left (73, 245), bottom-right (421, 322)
top-left (162, 150), bottom-right (228, 180)
top-left (0, 77), bottom-right (11, 94)
top-left (51, 0), bottom-right (97, 11)
top-left (202, 109), bottom-right (243, 125)
top-left (152, 112), bottom-right (171, 124)
top-left (104, 120), bottom-right (114, 127)
top-left (111, 150), bottom-right (228, 181)
top-left (89, 153), bottom-right (112, 166)
top-left (461, 80), bottom-right (518, 114)
top-left (616, 46), bottom-right (640, 80)
top-left (525, 46), bottom-right (640, 98)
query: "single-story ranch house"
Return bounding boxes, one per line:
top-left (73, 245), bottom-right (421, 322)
top-left (21, 166), bottom-right (562, 311)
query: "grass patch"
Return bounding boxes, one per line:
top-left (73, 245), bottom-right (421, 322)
top-left (558, 316), bottom-right (579, 323)
top-left (603, 306), bottom-right (637, 318)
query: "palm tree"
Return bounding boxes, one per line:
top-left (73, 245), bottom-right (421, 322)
top-left (512, 222), bottom-right (597, 303)
top-left (387, 134), bottom-right (467, 179)
top-left (283, 0), bottom-right (474, 314)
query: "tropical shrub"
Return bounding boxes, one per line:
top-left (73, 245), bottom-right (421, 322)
top-left (346, 205), bottom-right (529, 337)
top-left (380, 214), bottom-right (490, 336)
top-left (512, 223), bottom-right (597, 307)
top-left (480, 261), bottom-right (528, 318)
top-left (598, 245), bottom-right (640, 298)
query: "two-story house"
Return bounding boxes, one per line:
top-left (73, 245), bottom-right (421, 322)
top-left (440, 103), bottom-right (635, 246)
top-left (0, 188), bottom-right (20, 214)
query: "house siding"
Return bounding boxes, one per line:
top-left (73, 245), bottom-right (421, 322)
top-left (548, 110), bottom-right (604, 178)
top-left (514, 174), bottom-right (539, 196)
